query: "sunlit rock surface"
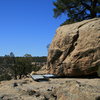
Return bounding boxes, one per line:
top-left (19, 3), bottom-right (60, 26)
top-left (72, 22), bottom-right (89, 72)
top-left (47, 18), bottom-right (100, 77)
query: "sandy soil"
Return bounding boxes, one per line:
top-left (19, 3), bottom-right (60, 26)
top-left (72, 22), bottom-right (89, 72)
top-left (0, 78), bottom-right (100, 100)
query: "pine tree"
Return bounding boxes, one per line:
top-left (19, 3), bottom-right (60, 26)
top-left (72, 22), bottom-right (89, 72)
top-left (53, 0), bottom-right (100, 25)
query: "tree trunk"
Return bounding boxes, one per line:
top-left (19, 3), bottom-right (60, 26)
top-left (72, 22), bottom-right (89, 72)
top-left (90, 0), bottom-right (97, 18)
top-left (90, 10), bottom-right (96, 18)
top-left (14, 74), bottom-right (17, 80)
top-left (14, 69), bottom-right (17, 80)
top-left (19, 74), bottom-right (22, 79)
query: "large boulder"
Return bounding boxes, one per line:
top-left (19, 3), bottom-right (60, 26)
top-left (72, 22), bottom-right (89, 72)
top-left (47, 18), bottom-right (100, 77)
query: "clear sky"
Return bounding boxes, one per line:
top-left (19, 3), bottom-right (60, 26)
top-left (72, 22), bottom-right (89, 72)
top-left (0, 0), bottom-right (66, 57)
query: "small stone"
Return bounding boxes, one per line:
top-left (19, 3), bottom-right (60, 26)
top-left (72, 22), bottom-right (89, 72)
top-left (13, 82), bottom-right (18, 87)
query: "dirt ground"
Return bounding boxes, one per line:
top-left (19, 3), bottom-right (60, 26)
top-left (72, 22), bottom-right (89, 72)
top-left (0, 77), bottom-right (100, 100)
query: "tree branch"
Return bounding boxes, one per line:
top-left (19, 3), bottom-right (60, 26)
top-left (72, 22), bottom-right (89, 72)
top-left (80, 1), bottom-right (91, 10)
top-left (77, 8), bottom-right (86, 15)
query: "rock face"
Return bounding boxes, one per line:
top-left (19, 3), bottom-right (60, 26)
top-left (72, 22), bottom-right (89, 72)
top-left (47, 18), bottom-right (100, 76)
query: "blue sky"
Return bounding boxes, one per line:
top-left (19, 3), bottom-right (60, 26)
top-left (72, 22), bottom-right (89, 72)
top-left (0, 0), bottom-right (66, 56)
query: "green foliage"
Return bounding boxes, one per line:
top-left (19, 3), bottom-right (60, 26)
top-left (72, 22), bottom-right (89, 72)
top-left (0, 52), bottom-right (47, 81)
top-left (53, 0), bottom-right (100, 25)
top-left (10, 57), bottom-right (33, 79)
top-left (0, 74), bottom-right (12, 81)
top-left (32, 65), bottom-right (41, 72)
top-left (32, 56), bottom-right (47, 62)
top-left (24, 54), bottom-right (32, 57)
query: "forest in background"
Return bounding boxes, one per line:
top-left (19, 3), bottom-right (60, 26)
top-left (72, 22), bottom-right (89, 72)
top-left (0, 52), bottom-right (47, 81)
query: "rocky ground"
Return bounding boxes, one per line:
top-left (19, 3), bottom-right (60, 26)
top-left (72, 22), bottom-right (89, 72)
top-left (0, 77), bottom-right (100, 100)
